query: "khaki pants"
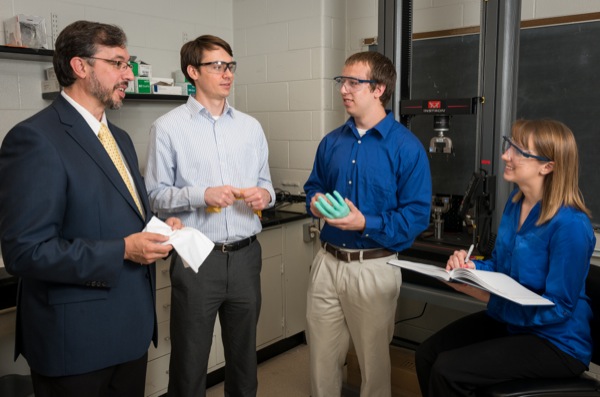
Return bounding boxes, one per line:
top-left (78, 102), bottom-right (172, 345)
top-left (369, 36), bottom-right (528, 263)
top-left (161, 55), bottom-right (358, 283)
top-left (306, 247), bottom-right (402, 397)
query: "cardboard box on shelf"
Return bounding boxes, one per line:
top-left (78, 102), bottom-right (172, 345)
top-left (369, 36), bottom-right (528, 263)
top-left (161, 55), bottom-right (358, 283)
top-left (346, 345), bottom-right (421, 397)
top-left (41, 79), bottom-right (60, 94)
top-left (152, 84), bottom-right (182, 95)
top-left (135, 77), bottom-right (151, 94)
top-left (4, 14), bottom-right (48, 48)
top-left (45, 67), bottom-right (56, 81)
top-left (132, 60), bottom-right (151, 78)
top-left (150, 77), bottom-right (174, 86)
top-left (124, 81), bottom-right (135, 93)
top-left (176, 82), bottom-right (195, 96)
top-left (172, 70), bottom-right (188, 84)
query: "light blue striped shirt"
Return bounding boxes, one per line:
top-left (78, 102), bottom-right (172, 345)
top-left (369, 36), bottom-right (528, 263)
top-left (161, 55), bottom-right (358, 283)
top-left (145, 96), bottom-right (275, 243)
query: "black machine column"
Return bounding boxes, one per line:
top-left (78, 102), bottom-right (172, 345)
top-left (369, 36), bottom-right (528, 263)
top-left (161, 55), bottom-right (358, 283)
top-left (377, 0), bottom-right (412, 122)
top-left (478, 0), bottom-right (522, 232)
top-left (377, 0), bottom-right (522, 254)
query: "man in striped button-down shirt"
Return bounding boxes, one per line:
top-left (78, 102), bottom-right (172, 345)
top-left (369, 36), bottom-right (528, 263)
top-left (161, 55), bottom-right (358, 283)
top-left (145, 35), bottom-right (275, 397)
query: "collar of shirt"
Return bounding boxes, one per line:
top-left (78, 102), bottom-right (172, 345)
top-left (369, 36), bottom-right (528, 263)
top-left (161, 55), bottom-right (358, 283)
top-left (345, 110), bottom-right (395, 139)
top-left (185, 96), bottom-right (234, 120)
top-left (61, 91), bottom-right (107, 136)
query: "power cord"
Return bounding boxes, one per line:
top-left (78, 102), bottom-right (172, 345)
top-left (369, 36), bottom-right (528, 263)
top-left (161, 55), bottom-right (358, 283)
top-left (395, 302), bottom-right (428, 325)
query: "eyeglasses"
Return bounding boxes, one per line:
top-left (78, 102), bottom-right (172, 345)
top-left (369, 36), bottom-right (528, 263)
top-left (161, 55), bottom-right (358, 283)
top-left (333, 76), bottom-right (376, 92)
top-left (86, 57), bottom-right (133, 71)
top-left (502, 136), bottom-right (551, 162)
top-left (198, 61), bottom-right (237, 74)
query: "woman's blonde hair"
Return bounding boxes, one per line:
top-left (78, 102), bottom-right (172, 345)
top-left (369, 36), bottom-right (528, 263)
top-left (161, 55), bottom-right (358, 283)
top-left (511, 119), bottom-right (591, 224)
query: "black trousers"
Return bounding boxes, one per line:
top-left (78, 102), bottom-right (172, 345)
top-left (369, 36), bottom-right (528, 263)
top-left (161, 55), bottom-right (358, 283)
top-left (167, 240), bottom-right (262, 397)
top-left (30, 353), bottom-right (148, 397)
top-left (415, 311), bottom-right (587, 397)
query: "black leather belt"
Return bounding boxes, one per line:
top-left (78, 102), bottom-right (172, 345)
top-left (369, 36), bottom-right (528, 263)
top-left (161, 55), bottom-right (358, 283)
top-left (321, 242), bottom-right (395, 263)
top-left (214, 235), bottom-right (257, 253)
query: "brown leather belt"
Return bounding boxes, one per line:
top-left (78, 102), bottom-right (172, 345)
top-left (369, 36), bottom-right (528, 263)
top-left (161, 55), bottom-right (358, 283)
top-left (321, 242), bottom-right (395, 263)
top-left (214, 235), bottom-right (257, 253)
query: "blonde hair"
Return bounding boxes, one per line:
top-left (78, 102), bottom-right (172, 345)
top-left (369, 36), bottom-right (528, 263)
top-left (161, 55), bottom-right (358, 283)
top-left (511, 119), bottom-right (591, 224)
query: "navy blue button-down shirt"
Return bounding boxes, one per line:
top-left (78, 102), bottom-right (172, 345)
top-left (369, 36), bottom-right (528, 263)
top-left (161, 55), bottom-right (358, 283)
top-left (304, 111), bottom-right (432, 252)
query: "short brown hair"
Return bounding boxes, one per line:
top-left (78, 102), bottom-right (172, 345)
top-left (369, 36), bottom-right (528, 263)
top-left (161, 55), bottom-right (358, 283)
top-left (180, 35), bottom-right (233, 83)
top-left (53, 21), bottom-right (128, 87)
top-left (345, 51), bottom-right (396, 107)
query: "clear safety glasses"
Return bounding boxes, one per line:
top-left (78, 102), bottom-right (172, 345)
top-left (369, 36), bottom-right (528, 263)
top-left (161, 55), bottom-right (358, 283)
top-left (198, 61), bottom-right (237, 74)
top-left (333, 76), bottom-right (376, 93)
top-left (502, 136), bottom-right (551, 162)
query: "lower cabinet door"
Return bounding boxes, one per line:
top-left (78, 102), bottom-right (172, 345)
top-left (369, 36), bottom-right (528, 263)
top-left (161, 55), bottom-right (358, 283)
top-left (148, 320), bottom-right (171, 361)
top-left (145, 354), bottom-right (170, 396)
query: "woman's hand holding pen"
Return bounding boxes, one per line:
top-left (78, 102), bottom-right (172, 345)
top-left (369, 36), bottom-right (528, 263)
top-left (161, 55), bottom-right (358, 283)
top-left (446, 244), bottom-right (476, 271)
top-left (445, 244), bottom-right (490, 302)
top-left (445, 244), bottom-right (489, 302)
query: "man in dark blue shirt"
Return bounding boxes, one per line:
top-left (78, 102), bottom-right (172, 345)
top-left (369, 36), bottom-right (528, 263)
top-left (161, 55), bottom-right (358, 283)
top-left (304, 51), bottom-right (432, 397)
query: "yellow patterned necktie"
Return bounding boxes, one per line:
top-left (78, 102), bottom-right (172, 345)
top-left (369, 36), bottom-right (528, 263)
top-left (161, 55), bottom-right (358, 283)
top-left (98, 123), bottom-right (144, 215)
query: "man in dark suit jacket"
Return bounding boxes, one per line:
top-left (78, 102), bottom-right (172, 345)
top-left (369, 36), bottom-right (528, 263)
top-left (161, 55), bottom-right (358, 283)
top-left (0, 20), bottom-right (181, 397)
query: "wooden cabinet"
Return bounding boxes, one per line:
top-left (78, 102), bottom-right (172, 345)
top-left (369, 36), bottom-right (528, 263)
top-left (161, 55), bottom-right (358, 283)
top-left (144, 259), bottom-right (171, 397)
top-left (256, 227), bottom-right (284, 348)
top-left (282, 220), bottom-right (315, 337)
top-left (145, 354), bottom-right (170, 397)
top-left (256, 219), bottom-right (316, 346)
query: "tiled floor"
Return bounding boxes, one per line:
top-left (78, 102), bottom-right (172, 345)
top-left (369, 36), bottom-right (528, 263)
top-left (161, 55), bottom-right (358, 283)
top-left (206, 344), bottom-right (310, 397)
top-left (204, 344), bottom-right (600, 396)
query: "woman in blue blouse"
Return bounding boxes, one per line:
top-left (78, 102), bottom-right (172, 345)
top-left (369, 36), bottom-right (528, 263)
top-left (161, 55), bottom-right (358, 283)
top-left (415, 119), bottom-right (596, 397)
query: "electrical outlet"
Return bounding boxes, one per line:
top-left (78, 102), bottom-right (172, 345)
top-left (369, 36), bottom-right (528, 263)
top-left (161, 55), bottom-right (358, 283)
top-left (303, 223), bottom-right (314, 243)
top-left (182, 31), bottom-right (189, 44)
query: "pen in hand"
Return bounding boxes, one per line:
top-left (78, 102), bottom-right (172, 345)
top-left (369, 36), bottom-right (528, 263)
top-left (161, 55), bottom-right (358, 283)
top-left (464, 244), bottom-right (475, 267)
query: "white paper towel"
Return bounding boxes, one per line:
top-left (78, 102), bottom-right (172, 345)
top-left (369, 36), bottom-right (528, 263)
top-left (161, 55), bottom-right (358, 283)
top-left (144, 216), bottom-right (214, 272)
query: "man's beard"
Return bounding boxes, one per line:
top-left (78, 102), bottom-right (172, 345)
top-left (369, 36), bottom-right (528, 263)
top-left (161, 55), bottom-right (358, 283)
top-left (89, 69), bottom-right (123, 110)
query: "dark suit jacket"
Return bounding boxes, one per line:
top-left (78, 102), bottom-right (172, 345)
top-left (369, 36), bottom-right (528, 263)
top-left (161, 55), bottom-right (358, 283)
top-left (0, 95), bottom-right (157, 377)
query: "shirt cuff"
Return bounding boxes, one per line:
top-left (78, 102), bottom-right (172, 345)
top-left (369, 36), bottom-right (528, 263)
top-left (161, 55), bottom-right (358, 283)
top-left (188, 186), bottom-right (206, 209)
top-left (362, 214), bottom-right (382, 238)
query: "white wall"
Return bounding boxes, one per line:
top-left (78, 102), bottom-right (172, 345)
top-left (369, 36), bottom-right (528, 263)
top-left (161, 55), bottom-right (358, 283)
top-left (0, 0), bottom-right (233, 171)
top-left (1, 0), bottom-right (599, 188)
top-left (232, 0), bottom-right (348, 193)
